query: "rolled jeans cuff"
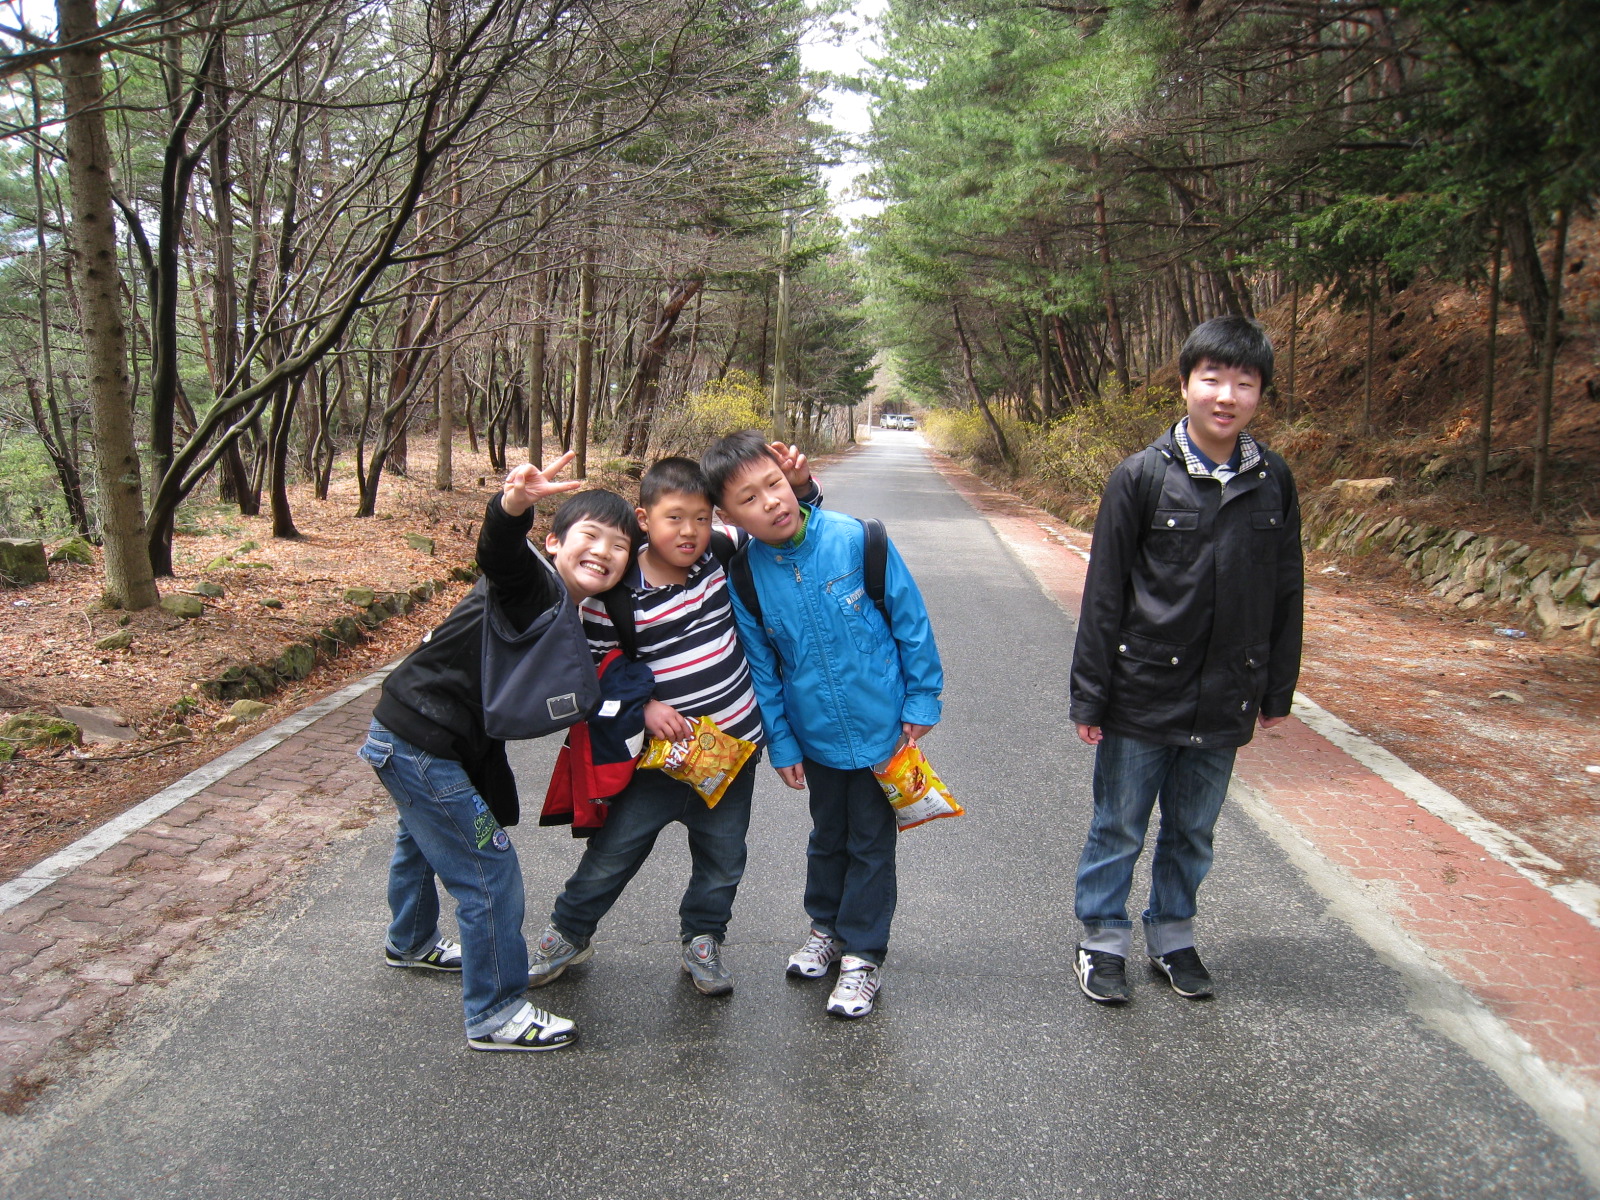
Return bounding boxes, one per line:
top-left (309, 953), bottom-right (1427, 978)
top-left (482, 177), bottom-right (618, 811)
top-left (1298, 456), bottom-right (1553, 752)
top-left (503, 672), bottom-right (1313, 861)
top-left (465, 994), bottom-right (530, 1040)
top-left (1143, 918), bottom-right (1196, 959)
top-left (1079, 922), bottom-right (1132, 959)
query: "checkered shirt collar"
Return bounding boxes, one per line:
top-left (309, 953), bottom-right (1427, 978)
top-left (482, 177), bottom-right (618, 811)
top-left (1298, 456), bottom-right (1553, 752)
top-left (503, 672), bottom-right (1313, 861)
top-left (1175, 419), bottom-right (1261, 478)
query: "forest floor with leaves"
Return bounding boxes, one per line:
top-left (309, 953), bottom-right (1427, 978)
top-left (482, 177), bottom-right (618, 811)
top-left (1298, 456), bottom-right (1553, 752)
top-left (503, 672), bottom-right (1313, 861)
top-left (0, 445), bottom-right (632, 882)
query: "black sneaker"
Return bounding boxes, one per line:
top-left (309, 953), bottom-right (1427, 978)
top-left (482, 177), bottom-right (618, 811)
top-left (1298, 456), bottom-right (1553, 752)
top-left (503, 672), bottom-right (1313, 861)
top-left (1074, 946), bottom-right (1131, 1004)
top-left (1149, 946), bottom-right (1214, 998)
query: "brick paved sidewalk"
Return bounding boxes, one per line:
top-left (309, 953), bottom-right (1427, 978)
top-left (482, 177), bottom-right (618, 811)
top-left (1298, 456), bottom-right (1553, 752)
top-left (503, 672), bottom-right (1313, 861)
top-left (933, 450), bottom-right (1600, 1135)
top-left (0, 687), bottom-right (387, 1113)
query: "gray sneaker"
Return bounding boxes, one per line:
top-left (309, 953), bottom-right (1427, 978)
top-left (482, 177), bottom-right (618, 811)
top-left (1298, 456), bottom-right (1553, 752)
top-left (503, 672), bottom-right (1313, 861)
top-left (527, 922), bottom-right (593, 987)
top-left (681, 934), bottom-right (734, 996)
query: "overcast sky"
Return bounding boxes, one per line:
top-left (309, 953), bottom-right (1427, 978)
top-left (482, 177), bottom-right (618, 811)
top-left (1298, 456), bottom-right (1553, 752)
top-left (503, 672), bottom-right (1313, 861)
top-left (799, 0), bottom-right (886, 223)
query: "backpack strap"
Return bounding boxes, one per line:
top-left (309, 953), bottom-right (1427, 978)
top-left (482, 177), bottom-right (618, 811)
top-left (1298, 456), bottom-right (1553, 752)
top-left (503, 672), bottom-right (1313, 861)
top-left (858, 517), bottom-right (891, 628)
top-left (726, 541), bottom-right (762, 628)
top-left (599, 584), bottom-right (639, 661)
top-left (1136, 444), bottom-right (1168, 535)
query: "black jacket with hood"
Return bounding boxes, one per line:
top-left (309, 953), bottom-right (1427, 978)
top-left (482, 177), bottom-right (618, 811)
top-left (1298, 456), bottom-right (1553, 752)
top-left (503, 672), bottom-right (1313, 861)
top-left (372, 494), bottom-right (563, 826)
top-left (1068, 424), bottom-right (1304, 750)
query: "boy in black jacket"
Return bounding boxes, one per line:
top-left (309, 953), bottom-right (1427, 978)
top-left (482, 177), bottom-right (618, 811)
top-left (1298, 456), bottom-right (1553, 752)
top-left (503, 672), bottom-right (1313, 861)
top-left (360, 453), bottom-right (635, 1051)
top-left (1068, 316), bottom-right (1303, 1005)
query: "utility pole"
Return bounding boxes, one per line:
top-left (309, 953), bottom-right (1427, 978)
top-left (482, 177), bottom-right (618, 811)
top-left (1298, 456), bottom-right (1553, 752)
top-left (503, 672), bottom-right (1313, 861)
top-left (771, 215), bottom-right (793, 441)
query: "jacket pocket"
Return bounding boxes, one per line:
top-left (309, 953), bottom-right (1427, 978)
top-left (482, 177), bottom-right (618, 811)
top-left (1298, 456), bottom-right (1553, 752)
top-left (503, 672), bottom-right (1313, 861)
top-left (826, 567), bottom-right (887, 656)
top-left (1145, 508), bottom-right (1201, 564)
top-left (1114, 631), bottom-right (1191, 669)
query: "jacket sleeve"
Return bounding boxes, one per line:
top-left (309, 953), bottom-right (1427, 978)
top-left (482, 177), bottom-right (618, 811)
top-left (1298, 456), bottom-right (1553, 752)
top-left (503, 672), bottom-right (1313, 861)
top-left (1262, 458), bottom-right (1304, 719)
top-left (727, 565), bottom-right (804, 770)
top-left (475, 494), bottom-right (561, 633)
top-left (1068, 456), bottom-right (1144, 728)
top-left (882, 537), bottom-right (943, 727)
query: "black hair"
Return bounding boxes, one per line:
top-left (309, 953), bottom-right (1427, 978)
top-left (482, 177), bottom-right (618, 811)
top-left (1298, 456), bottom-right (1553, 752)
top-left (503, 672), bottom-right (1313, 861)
top-left (639, 456), bottom-right (710, 508)
top-left (700, 430), bottom-right (781, 505)
top-left (550, 489), bottom-right (637, 544)
top-left (1178, 315), bottom-right (1275, 393)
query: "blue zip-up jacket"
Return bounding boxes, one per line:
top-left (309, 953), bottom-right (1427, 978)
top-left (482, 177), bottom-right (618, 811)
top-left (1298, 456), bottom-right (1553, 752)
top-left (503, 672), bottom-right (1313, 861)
top-left (729, 506), bottom-right (944, 771)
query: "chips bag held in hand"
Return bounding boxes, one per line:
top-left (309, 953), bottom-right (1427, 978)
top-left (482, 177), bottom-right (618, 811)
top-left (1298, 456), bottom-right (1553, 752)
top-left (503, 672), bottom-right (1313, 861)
top-left (872, 741), bottom-right (964, 831)
top-left (638, 715), bottom-right (757, 809)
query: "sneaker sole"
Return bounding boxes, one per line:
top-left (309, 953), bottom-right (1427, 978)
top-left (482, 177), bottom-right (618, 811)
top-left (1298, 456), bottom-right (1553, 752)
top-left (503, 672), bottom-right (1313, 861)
top-left (825, 996), bottom-right (876, 1018)
top-left (466, 1030), bottom-right (578, 1052)
top-left (384, 956), bottom-right (462, 973)
top-left (682, 965), bottom-right (734, 996)
top-left (1149, 960), bottom-right (1213, 999)
top-left (527, 942), bottom-right (595, 988)
top-left (1074, 965), bottom-right (1130, 1005)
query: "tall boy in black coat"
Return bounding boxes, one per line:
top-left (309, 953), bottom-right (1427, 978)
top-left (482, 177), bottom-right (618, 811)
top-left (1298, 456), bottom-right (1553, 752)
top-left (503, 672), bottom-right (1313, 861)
top-left (1068, 316), bottom-right (1304, 1005)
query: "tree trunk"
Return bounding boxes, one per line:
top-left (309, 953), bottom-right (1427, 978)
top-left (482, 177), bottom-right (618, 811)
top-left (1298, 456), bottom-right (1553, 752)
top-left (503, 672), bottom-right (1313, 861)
top-left (574, 248), bottom-right (596, 478)
top-left (1531, 208), bottom-right (1569, 518)
top-left (57, 0), bottom-right (159, 607)
top-left (952, 301), bottom-right (1013, 467)
top-left (1362, 266), bottom-right (1377, 436)
top-left (626, 279), bottom-right (704, 456)
top-left (1474, 229), bottom-right (1502, 500)
top-left (1091, 150), bottom-right (1130, 391)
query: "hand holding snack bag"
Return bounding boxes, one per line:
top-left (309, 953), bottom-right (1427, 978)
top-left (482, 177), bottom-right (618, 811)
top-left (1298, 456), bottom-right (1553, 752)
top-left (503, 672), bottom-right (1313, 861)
top-left (872, 740), bottom-right (964, 831)
top-left (638, 715), bottom-right (757, 809)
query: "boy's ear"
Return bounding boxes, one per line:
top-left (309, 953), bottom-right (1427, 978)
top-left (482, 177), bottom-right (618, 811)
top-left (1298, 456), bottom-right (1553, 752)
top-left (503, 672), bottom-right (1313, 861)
top-left (634, 506), bottom-right (649, 530)
top-left (544, 532), bottom-right (561, 555)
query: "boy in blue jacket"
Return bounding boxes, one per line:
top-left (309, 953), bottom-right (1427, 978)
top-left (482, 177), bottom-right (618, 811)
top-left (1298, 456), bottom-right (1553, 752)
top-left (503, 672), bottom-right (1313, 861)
top-left (701, 432), bottom-right (944, 1019)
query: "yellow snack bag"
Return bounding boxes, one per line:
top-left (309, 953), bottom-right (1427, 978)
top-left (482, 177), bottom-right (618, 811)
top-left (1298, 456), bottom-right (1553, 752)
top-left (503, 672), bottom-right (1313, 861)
top-left (872, 741), bottom-right (964, 831)
top-left (638, 716), bottom-right (757, 809)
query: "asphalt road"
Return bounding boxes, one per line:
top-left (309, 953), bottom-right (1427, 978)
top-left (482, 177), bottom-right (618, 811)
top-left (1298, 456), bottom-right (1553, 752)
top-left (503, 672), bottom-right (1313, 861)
top-left (1, 432), bottom-right (1592, 1199)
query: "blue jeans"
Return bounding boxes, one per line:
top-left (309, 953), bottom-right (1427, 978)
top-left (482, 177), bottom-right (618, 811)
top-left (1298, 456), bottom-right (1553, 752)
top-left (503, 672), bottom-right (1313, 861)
top-left (802, 758), bottom-right (898, 965)
top-left (551, 752), bottom-right (758, 945)
top-left (359, 720), bottom-right (529, 1038)
top-left (1073, 732), bottom-right (1237, 960)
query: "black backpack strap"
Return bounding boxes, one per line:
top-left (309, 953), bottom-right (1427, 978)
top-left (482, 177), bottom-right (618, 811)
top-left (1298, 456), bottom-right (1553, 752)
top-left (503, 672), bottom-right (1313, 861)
top-left (727, 541), bottom-right (762, 628)
top-left (858, 517), bottom-right (890, 628)
top-left (599, 584), bottom-right (639, 660)
top-left (1137, 445), bottom-right (1167, 533)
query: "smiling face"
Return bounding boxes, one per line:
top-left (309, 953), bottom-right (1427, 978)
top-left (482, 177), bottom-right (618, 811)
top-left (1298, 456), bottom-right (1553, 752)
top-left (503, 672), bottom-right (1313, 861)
top-left (544, 519), bottom-right (634, 599)
top-left (715, 454), bottom-right (800, 546)
top-left (638, 490), bottom-right (714, 578)
top-left (1182, 358), bottom-right (1262, 464)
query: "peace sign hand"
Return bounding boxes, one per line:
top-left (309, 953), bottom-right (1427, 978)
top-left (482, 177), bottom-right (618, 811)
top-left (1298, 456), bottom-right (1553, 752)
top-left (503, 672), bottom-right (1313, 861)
top-left (501, 451), bottom-right (583, 517)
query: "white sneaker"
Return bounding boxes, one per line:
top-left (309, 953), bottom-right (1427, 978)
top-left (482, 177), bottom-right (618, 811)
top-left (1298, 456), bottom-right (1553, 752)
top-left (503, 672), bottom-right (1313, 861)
top-left (826, 955), bottom-right (880, 1018)
top-left (786, 929), bottom-right (840, 978)
top-left (466, 1002), bottom-right (577, 1052)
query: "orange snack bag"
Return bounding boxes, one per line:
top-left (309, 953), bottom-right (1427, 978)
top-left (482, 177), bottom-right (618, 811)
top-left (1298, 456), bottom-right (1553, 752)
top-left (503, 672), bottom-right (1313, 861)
top-left (872, 741), bottom-right (964, 831)
top-left (638, 716), bottom-right (757, 809)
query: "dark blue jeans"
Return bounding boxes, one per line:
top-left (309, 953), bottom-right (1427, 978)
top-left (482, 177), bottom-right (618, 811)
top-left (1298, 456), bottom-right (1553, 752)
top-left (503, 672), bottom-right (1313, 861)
top-left (551, 752), bottom-right (758, 945)
top-left (360, 720), bottom-right (528, 1038)
top-left (802, 758), bottom-right (898, 966)
top-left (1073, 732), bottom-right (1237, 960)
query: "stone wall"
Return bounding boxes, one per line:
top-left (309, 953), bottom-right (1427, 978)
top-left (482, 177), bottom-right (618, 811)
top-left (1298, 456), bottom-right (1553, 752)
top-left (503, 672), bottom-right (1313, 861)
top-left (1302, 497), bottom-right (1600, 648)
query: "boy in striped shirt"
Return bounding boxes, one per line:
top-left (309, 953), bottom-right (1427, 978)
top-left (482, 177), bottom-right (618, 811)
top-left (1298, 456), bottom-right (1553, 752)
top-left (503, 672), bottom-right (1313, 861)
top-left (526, 450), bottom-right (818, 996)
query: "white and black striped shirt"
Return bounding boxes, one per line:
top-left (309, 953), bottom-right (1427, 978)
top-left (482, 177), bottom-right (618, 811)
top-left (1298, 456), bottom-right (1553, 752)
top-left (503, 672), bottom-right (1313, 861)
top-left (579, 545), bottom-right (764, 745)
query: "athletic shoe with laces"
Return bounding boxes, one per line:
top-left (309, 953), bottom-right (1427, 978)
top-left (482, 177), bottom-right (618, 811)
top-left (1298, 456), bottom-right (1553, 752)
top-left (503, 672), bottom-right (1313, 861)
top-left (786, 930), bottom-right (840, 979)
top-left (825, 955), bottom-right (880, 1018)
top-left (385, 937), bottom-right (462, 973)
top-left (682, 934), bottom-right (734, 995)
top-left (1149, 946), bottom-right (1215, 998)
top-left (466, 1001), bottom-right (577, 1052)
top-left (526, 922), bottom-right (593, 987)
top-left (1074, 945), bottom-right (1131, 1004)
